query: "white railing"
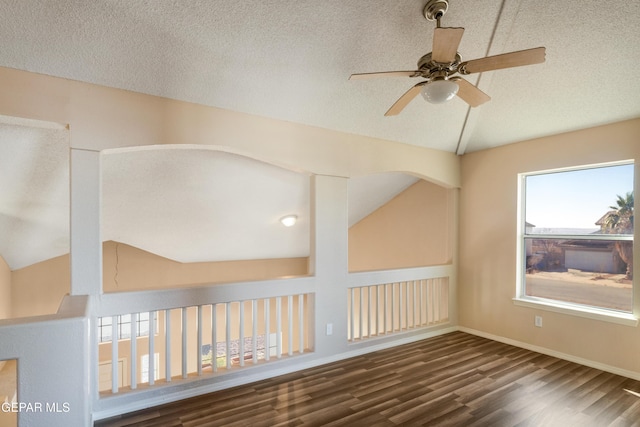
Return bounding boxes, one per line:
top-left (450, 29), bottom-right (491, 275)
top-left (94, 277), bottom-right (314, 397)
top-left (0, 296), bottom-right (91, 426)
top-left (347, 266), bottom-right (451, 342)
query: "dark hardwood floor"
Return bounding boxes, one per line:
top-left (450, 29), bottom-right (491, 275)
top-left (95, 331), bottom-right (640, 426)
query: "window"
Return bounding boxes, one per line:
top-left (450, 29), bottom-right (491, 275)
top-left (140, 353), bottom-right (160, 383)
top-left (98, 312), bottom-right (158, 343)
top-left (517, 162), bottom-right (634, 318)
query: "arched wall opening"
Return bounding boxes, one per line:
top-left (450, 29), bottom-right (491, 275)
top-left (101, 145), bottom-right (312, 292)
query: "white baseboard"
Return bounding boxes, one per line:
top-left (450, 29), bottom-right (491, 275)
top-left (458, 326), bottom-right (640, 381)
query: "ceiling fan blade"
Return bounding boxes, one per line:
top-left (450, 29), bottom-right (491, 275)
top-left (453, 78), bottom-right (491, 107)
top-left (432, 27), bottom-right (465, 63)
top-left (461, 47), bottom-right (545, 74)
top-left (349, 71), bottom-right (418, 80)
top-left (385, 83), bottom-right (425, 116)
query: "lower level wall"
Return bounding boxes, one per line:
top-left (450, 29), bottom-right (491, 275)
top-left (9, 244), bottom-right (308, 318)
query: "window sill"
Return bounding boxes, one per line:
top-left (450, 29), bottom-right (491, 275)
top-left (513, 297), bottom-right (638, 327)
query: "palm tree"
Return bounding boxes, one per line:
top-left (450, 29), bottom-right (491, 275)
top-left (603, 191), bottom-right (633, 279)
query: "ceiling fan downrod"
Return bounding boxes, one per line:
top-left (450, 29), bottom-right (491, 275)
top-left (423, 0), bottom-right (449, 28)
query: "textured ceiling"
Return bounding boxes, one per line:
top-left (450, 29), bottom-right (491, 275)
top-left (0, 119), bottom-right (69, 270)
top-left (0, 0), bottom-right (638, 153)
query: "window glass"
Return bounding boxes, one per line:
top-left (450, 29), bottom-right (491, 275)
top-left (522, 163), bottom-right (634, 313)
top-left (98, 312), bottom-right (156, 342)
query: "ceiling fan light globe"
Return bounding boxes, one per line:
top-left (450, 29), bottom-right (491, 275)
top-left (421, 80), bottom-right (459, 104)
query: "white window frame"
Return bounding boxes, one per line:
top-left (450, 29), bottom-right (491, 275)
top-left (98, 312), bottom-right (159, 343)
top-left (514, 160), bottom-right (638, 326)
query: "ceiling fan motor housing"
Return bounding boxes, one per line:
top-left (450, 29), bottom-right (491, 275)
top-left (417, 52), bottom-right (461, 80)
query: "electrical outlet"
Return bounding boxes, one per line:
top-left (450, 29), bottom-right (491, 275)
top-left (534, 316), bottom-right (543, 327)
top-left (326, 323), bottom-right (333, 335)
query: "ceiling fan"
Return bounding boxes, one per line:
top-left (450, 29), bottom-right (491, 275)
top-left (349, 0), bottom-right (546, 116)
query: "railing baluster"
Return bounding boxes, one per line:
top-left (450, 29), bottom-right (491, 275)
top-left (399, 282), bottom-right (404, 331)
top-left (252, 300), bottom-right (258, 363)
top-left (181, 308), bottom-right (187, 379)
top-left (367, 286), bottom-right (372, 338)
top-left (225, 303), bottom-right (231, 369)
top-left (211, 304), bottom-right (217, 372)
top-left (149, 311), bottom-right (155, 386)
top-left (165, 309), bottom-right (171, 381)
top-left (298, 294), bottom-right (304, 354)
top-left (429, 279), bottom-right (435, 324)
top-left (359, 287), bottom-right (363, 340)
top-left (376, 285), bottom-right (381, 336)
top-left (348, 288), bottom-right (356, 342)
top-left (419, 280), bottom-right (424, 326)
top-left (391, 283), bottom-right (396, 332)
top-left (111, 315), bottom-right (118, 394)
top-left (197, 305), bottom-right (203, 376)
top-left (265, 298), bottom-right (270, 361)
top-left (437, 278), bottom-right (442, 321)
top-left (130, 312), bottom-right (137, 390)
top-left (404, 282), bottom-right (409, 330)
top-left (276, 297), bottom-right (282, 359)
top-left (384, 284), bottom-right (388, 334)
top-left (239, 301), bottom-right (245, 367)
top-left (413, 280), bottom-right (419, 328)
top-left (288, 295), bottom-right (293, 356)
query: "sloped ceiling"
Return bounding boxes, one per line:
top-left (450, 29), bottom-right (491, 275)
top-left (102, 149), bottom-right (418, 264)
top-left (0, 0), bottom-right (638, 153)
top-left (0, 120), bottom-right (69, 270)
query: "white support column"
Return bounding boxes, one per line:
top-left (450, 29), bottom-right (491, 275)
top-left (70, 148), bottom-right (102, 296)
top-left (309, 175), bottom-right (349, 356)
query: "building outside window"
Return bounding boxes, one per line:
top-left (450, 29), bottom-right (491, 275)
top-left (98, 312), bottom-right (157, 342)
top-left (518, 161), bottom-right (634, 315)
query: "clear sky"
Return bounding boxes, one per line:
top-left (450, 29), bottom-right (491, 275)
top-left (525, 163), bottom-right (634, 229)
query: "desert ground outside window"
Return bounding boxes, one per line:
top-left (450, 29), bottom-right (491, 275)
top-left (515, 161), bottom-right (636, 324)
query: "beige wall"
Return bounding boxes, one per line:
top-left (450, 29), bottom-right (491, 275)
top-left (349, 180), bottom-right (453, 272)
top-left (10, 254), bottom-right (70, 318)
top-left (459, 118), bottom-right (640, 375)
top-left (0, 66), bottom-right (459, 188)
top-left (9, 243), bottom-right (308, 318)
top-left (102, 241), bottom-right (308, 292)
top-left (0, 255), bottom-right (11, 319)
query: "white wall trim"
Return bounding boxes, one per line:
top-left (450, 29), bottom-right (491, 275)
top-left (458, 326), bottom-right (640, 381)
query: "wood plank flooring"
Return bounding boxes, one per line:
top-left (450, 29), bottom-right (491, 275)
top-left (95, 332), bottom-right (640, 426)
